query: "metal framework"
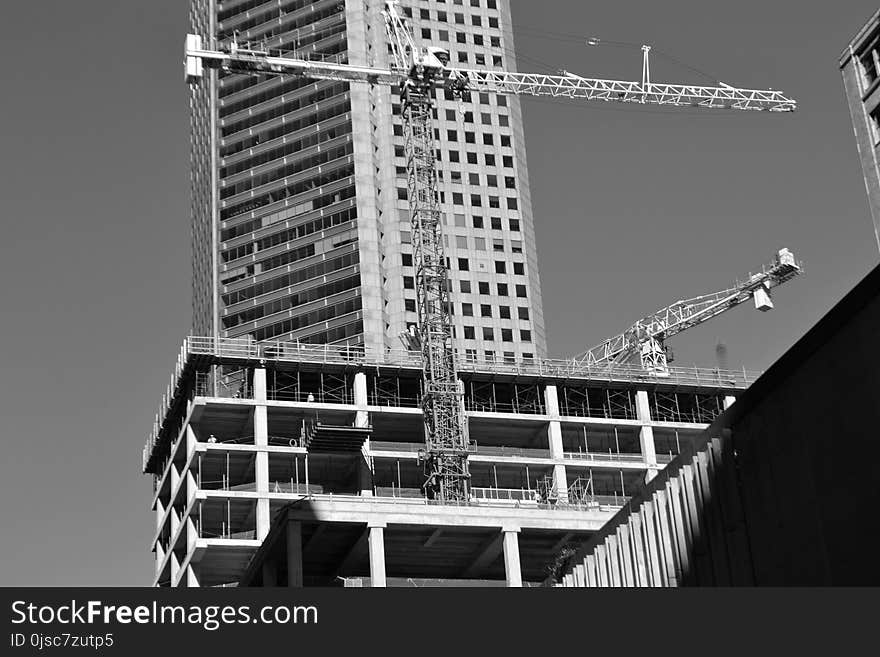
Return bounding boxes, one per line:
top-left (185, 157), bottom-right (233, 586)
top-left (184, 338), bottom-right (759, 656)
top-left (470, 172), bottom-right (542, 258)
top-left (182, 1), bottom-right (797, 500)
top-left (577, 249), bottom-right (803, 372)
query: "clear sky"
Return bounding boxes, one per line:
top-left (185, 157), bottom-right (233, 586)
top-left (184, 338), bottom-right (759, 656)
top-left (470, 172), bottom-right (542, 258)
top-left (0, 1), bottom-right (877, 586)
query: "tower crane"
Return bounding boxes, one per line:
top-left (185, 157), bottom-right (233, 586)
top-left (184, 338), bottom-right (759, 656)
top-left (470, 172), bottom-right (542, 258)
top-left (184, 1), bottom-right (796, 503)
top-left (574, 248), bottom-right (803, 374)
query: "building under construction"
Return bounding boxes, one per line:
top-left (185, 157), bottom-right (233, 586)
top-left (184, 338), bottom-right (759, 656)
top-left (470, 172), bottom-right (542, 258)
top-left (144, 338), bottom-right (750, 586)
top-left (144, 0), bottom-right (797, 586)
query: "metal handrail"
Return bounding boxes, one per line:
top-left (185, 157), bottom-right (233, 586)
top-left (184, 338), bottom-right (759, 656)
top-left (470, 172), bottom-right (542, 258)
top-left (142, 336), bottom-right (759, 473)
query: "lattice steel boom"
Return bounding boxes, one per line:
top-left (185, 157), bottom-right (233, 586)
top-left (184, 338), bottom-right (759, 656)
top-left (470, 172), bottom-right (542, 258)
top-left (575, 249), bottom-right (803, 373)
top-left (183, 0), bottom-right (796, 500)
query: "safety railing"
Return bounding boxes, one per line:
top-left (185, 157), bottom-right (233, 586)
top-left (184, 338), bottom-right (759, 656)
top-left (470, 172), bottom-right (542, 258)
top-left (562, 451), bottom-right (646, 463)
top-left (143, 336), bottom-right (759, 473)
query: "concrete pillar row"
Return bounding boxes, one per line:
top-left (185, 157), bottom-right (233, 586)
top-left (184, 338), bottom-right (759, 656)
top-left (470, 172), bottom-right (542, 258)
top-left (636, 390), bottom-right (658, 483)
top-left (502, 527), bottom-right (523, 588)
top-left (254, 368), bottom-right (270, 540)
top-left (368, 523), bottom-right (387, 588)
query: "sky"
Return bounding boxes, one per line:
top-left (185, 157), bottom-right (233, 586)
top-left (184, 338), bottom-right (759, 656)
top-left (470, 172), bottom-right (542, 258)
top-left (0, 1), bottom-right (877, 586)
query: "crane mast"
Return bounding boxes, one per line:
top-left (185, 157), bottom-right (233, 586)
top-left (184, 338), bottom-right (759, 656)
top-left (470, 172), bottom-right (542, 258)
top-left (575, 248), bottom-right (803, 373)
top-left (184, 1), bottom-right (796, 502)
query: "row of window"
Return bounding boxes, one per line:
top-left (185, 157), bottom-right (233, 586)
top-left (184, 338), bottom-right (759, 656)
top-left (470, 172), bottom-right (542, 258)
top-left (395, 146), bottom-right (514, 171)
top-left (222, 250), bottom-right (358, 306)
top-left (221, 140), bottom-right (353, 200)
top-left (218, 0), bottom-right (343, 41)
top-left (223, 273), bottom-right (361, 329)
top-left (221, 98), bottom-right (350, 159)
top-left (221, 161), bottom-right (354, 220)
top-left (461, 327), bottom-right (532, 343)
top-left (250, 296), bottom-right (363, 342)
top-left (222, 186), bottom-right (355, 240)
top-left (222, 118), bottom-right (350, 178)
top-left (222, 81), bottom-right (348, 138)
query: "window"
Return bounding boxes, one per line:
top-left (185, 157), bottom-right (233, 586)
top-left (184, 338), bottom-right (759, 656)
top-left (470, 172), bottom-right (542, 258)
top-left (439, 30), bottom-right (449, 41)
top-left (511, 241), bottom-right (522, 254)
top-left (452, 192), bottom-right (464, 205)
top-left (493, 239), bottom-right (504, 252)
top-left (467, 152), bottom-right (478, 164)
top-left (469, 172), bottom-right (480, 185)
top-left (446, 109), bottom-right (457, 121)
top-left (449, 150), bottom-right (460, 162)
top-left (483, 134), bottom-right (494, 145)
top-left (495, 261), bottom-right (506, 274)
top-left (397, 188), bottom-right (408, 200)
top-left (509, 219), bottom-right (520, 232)
top-left (485, 153), bottom-right (495, 166)
top-left (454, 213), bottom-right (466, 227)
top-left (447, 129), bottom-right (458, 142)
top-left (478, 281), bottom-right (490, 294)
top-left (499, 306), bottom-right (511, 319)
top-left (513, 262), bottom-right (525, 275)
top-left (457, 32), bottom-right (467, 44)
top-left (405, 299), bottom-right (416, 312)
top-left (516, 284), bottom-right (527, 298)
top-left (402, 253), bottom-right (413, 266)
top-left (503, 155), bottom-right (513, 168)
top-left (403, 276), bottom-right (414, 289)
top-left (480, 304), bottom-right (492, 318)
top-left (465, 131), bottom-right (476, 144)
top-left (501, 328), bottom-right (513, 342)
top-left (497, 283), bottom-right (508, 296)
top-left (472, 216), bottom-right (484, 229)
top-left (460, 280), bottom-right (472, 293)
top-left (500, 135), bottom-right (511, 147)
top-left (505, 176), bottom-right (516, 189)
top-left (482, 327), bottom-right (494, 340)
top-left (487, 175), bottom-right (498, 187)
top-left (470, 194), bottom-right (482, 207)
top-left (464, 326), bottom-right (476, 339)
top-left (458, 257), bottom-right (470, 271)
top-left (462, 303), bottom-right (474, 316)
top-left (507, 198), bottom-right (518, 210)
top-left (422, 28), bottom-right (432, 39)
top-left (520, 329), bottom-right (532, 342)
top-left (518, 307), bottom-right (530, 320)
top-left (491, 217), bottom-right (502, 230)
top-left (458, 51), bottom-right (469, 63)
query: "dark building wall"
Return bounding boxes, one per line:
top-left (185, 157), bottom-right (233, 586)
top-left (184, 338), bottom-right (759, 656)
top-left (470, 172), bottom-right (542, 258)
top-left (555, 263), bottom-right (880, 586)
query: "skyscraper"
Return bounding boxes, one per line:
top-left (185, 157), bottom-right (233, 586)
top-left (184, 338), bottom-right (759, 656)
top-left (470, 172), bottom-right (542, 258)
top-left (189, 0), bottom-right (546, 361)
top-left (841, 8), bottom-right (880, 254)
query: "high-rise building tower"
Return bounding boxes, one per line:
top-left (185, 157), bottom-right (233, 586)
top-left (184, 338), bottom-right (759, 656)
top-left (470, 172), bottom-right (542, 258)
top-left (841, 8), bottom-right (880, 254)
top-left (190, 0), bottom-right (546, 361)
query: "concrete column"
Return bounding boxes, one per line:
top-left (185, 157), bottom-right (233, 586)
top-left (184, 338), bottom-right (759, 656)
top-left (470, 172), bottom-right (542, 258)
top-left (544, 385), bottom-right (569, 502)
top-left (368, 523), bottom-right (387, 588)
top-left (636, 390), bottom-right (658, 483)
top-left (502, 527), bottom-right (523, 588)
top-left (254, 368), bottom-right (270, 540)
top-left (286, 519), bottom-right (303, 587)
top-left (354, 372), bottom-right (374, 496)
top-left (723, 395), bottom-right (737, 410)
